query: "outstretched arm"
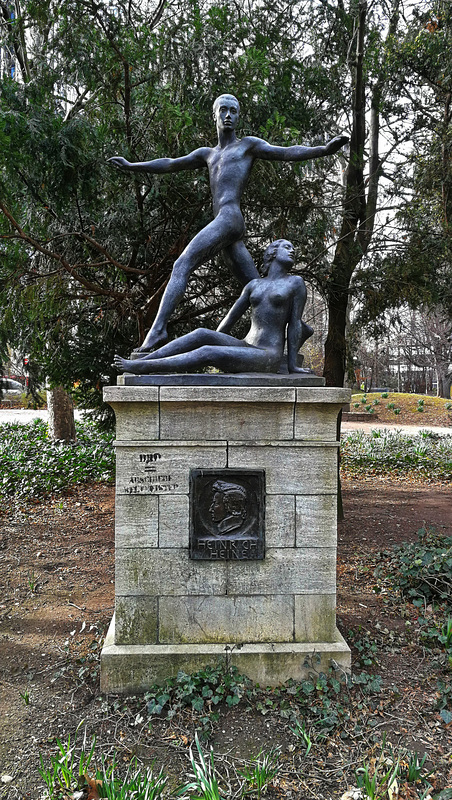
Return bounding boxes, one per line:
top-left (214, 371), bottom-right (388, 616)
top-left (216, 284), bottom-right (252, 334)
top-left (108, 147), bottom-right (210, 174)
top-left (248, 135), bottom-right (348, 163)
top-left (287, 278), bottom-right (308, 373)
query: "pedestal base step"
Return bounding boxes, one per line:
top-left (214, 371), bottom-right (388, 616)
top-left (117, 373), bottom-right (325, 386)
top-left (100, 616), bottom-right (351, 694)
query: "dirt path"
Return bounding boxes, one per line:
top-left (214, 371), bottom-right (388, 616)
top-left (1, 478), bottom-right (451, 798)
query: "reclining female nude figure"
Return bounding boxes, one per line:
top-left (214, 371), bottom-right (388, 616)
top-left (113, 239), bottom-right (312, 376)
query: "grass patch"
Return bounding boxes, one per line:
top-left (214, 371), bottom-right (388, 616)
top-left (340, 428), bottom-right (452, 482)
top-left (0, 418), bottom-right (114, 498)
top-left (0, 390), bottom-right (46, 409)
top-left (350, 392), bottom-right (452, 425)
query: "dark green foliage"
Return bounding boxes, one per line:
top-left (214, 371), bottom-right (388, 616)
top-left (3, 1), bottom-right (451, 397)
top-left (436, 677), bottom-right (452, 725)
top-left (347, 630), bottom-right (379, 668)
top-left (1, 0), bottom-right (348, 409)
top-left (373, 527), bottom-right (452, 607)
top-left (418, 614), bottom-right (452, 676)
top-left (144, 663), bottom-right (250, 737)
top-left (0, 419), bottom-right (114, 498)
top-left (143, 660), bottom-right (381, 742)
top-left (340, 429), bottom-right (452, 481)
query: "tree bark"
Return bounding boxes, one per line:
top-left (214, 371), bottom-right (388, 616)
top-left (323, 0), bottom-right (367, 388)
top-left (437, 367), bottom-right (452, 399)
top-left (446, 373), bottom-right (452, 400)
top-left (48, 386), bottom-right (76, 442)
top-left (324, 290), bottom-right (350, 387)
top-left (323, 0), bottom-right (399, 388)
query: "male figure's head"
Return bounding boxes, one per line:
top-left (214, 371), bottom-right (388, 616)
top-left (213, 94), bottom-right (240, 133)
top-left (209, 479), bottom-right (247, 534)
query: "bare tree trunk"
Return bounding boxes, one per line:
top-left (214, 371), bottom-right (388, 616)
top-left (324, 1), bottom-right (367, 388)
top-left (446, 373), bottom-right (452, 400)
top-left (48, 386), bottom-right (76, 442)
top-left (436, 367), bottom-right (452, 399)
top-left (324, 0), bottom-right (400, 388)
top-left (324, 293), bottom-right (350, 387)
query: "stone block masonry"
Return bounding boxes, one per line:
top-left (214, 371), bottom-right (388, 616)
top-left (101, 379), bottom-right (351, 693)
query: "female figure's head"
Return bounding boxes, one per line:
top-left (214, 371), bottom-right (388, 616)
top-left (262, 239), bottom-right (295, 275)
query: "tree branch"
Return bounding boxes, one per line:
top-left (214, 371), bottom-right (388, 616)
top-left (0, 201), bottom-right (127, 301)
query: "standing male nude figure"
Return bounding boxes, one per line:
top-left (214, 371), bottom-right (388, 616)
top-left (109, 94), bottom-right (348, 352)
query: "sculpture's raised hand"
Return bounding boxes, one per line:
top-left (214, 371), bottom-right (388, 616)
top-left (108, 156), bottom-right (132, 170)
top-left (325, 135), bottom-right (349, 155)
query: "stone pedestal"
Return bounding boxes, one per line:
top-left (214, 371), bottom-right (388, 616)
top-left (101, 377), bottom-right (351, 693)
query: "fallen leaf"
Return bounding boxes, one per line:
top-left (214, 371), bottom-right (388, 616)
top-left (341, 790), bottom-right (364, 800)
top-left (388, 777), bottom-right (399, 800)
top-left (82, 775), bottom-right (103, 800)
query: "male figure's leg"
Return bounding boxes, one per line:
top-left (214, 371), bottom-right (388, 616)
top-left (137, 217), bottom-right (243, 352)
top-left (222, 240), bottom-right (259, 285)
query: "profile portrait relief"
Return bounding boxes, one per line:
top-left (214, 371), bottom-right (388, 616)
top-left (190, 469), bottom-right (265, 560)
top-left (209, 480), bottom-right (248, 535)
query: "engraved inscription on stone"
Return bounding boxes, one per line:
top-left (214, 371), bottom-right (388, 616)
top-left (122, 451), bottom-right (179, 495)
top-left (190, 469), bottom-right (265, 560)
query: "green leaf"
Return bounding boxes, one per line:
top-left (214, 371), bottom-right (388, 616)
top-left (440, 709), bottom-right (452, 725)
top-left (191, 696), bottom-right (205, 712)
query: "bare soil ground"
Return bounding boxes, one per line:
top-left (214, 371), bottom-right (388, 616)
top-left (1, 477), bottom-right (452, 799)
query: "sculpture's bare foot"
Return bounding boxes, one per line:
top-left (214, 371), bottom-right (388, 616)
top-left (113, 355), bottom-right (134, 372)
top-left (290, 366), bottom-right (314, 374)
top-left (134, 329), bottom-right (169, 353)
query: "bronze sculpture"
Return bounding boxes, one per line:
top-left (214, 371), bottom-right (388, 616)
top-left (109, 94), bottom-right (348, 353)
top-left (114, 239), bottom-right (311, 375)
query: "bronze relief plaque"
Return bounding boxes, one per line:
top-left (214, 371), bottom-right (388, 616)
top-left (189, 469), bottom-right (265, 560)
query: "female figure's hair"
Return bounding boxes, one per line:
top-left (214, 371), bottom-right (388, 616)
top-left (261, 239), bottom-right (286, 275)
